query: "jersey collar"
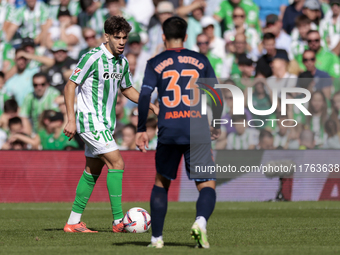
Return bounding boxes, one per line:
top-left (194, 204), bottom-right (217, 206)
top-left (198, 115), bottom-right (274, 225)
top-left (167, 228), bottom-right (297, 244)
top-left (100, 43), bottom-right (116, 60)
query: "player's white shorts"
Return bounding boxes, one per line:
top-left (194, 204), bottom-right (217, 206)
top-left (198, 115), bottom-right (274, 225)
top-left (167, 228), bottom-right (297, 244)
top-left (79, 130), bottom-right (119, 158)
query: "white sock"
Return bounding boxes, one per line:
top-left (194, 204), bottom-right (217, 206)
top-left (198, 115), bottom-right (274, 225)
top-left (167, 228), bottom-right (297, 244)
top-left (195, 216), bottom-right (207, 231)
top-left (67, 211), bottom-right (82, 225)
top-left (151, 235), bottom-right (163, 243)
top-left (114, 218), bottom-right (123, 225)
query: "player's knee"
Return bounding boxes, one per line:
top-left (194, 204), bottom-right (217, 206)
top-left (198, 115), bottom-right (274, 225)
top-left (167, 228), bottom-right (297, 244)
top-left (107, 158), bottom-right (124, 170)
top-left (196, 180), bottom-right (216, 191)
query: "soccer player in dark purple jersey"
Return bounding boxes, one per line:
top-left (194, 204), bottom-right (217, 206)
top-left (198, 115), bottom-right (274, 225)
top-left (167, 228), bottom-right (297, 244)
top-left (136, 17), bottom-right (223, 248)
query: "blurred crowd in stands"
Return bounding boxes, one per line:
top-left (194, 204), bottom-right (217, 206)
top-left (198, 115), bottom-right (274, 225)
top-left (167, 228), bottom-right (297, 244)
top-left (0, 0), bottom-right (340, 150)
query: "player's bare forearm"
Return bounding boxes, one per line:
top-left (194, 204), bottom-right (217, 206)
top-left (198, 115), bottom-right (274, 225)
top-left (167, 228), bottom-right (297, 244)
top-left (121, 86), bottom-right (158, 114)
top-left (63, 80), bottom-right (78, 140)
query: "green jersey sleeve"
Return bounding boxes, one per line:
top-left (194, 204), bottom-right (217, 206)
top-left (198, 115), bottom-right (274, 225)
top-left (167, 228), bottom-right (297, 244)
top-left (70, 52), bottom-right (98, 84)
top-left (120, 58), bottom-right (133, 89)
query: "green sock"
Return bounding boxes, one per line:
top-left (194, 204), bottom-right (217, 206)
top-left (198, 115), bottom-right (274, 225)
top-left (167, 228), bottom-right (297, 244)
top-left (72, 170), bottom-right (99, 214)
top-left (107, 169), bottom-right (124, 220)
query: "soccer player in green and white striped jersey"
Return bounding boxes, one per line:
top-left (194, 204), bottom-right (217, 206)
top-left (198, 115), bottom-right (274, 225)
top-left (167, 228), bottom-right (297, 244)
top-left (6, 0), bottom-right (51, 45)
top-left (63, 16), bottom-right (158, 233)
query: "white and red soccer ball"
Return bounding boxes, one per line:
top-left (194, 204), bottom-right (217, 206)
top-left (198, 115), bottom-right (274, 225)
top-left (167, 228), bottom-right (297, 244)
top-left (123, 207), bottom-right (151, 233)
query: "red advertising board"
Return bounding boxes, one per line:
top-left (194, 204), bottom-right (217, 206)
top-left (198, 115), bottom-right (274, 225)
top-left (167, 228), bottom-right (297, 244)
top-left (0, 151), bottom-right (181, 203)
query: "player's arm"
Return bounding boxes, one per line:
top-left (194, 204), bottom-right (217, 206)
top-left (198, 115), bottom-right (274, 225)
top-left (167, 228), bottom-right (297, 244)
top-left (136, 62), bottom-right (158, 152)
top-left (121, 86), bottom-right (158, 115)
top-left (63, 80), bottom-right (78, 140)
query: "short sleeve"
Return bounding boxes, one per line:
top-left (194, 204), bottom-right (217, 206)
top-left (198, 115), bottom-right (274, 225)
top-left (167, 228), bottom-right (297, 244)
top-left (120, 58), bottom-right (133, 89)
top-left (9, 7), bottom-right (23, 26)
top-left (69, 53), bottom-right (97, 84)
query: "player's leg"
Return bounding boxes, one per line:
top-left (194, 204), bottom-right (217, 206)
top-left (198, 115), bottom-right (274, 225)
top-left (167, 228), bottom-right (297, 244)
top-left (148, 143), bottom-right (183, 248)
top-left (186, 143), bottom-right (216, 248)
top-left (98, 149), bottom-right (126, 232)
top-left (64, 156), bottom-right (105, 233)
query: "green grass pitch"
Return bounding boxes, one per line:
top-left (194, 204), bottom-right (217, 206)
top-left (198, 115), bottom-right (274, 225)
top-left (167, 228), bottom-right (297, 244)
top-left (1, 201), bottom-right (340, 255)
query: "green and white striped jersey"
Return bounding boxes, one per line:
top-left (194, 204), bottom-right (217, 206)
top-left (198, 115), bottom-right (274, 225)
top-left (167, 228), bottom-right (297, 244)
top-left (10, 1), bottom-right (50, 39)
top-left (0, 0), bottom-right (14, 40)
top-left (20, 86), bottom-right (60, 132)
top-left (70, 43), bottom-right (133, 134)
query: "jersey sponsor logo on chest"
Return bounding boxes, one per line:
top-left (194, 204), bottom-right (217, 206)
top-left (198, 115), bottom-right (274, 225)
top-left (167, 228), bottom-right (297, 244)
top-left (103, 72), bottom-right (123, 80)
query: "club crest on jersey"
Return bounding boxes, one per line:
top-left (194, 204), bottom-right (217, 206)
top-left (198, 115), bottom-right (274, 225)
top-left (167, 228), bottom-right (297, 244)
top-left (73, 68), bottom-right (81, 76)
top-left (103, 72), bottom-right (123, 80)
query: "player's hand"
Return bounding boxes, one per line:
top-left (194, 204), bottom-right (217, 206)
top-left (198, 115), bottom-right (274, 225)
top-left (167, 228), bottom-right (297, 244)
top-left (136, 132), bottom-right (149, 153)
top-left (210, 126), bottom-right (221, 140)
top-left (63, 120), bottom-right (77, 141)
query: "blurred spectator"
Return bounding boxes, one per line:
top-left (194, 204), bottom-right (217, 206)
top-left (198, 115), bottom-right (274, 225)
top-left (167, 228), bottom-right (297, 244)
top-left (4, 48), bottom-right (39, 106)
top-left (1, 116), bottom-right (40, 150)
top-left (38, 110), bottom-right (79, 150)
top-left (20, 73), bottom-right (60, 133)
top-left (262, 14), bottom-right (292, 58)
top-left (330, 91), bottom-right (340, 131)
top-left (319, 0), bottom-right (340, 51)
top-left (226, 114), bottom-right (259, 150)
top-left (126, 0), bottom-right (155, 27)
top-left (129, 107), bottom-right (138, 128)
top-left (267, 50), bottom-right (297, 95)
top-left (236, 53), bottom-right (255, 89)
top-left (198, 16), bottom-right (225, 59)
top-left (78, 28), bottom-right (100, 58)
top-left (47, 9), bottom-right (84, 60)
top-left (147, 1), bottom-right (174, 56)
top-left (258, 129), bottom-right (274, 149)
top-left (146, 117), bottom-right (158, 150)
top-left (0, 0), bottom-right (14, 40)
top-left (305, 91), bottom-right (328, 147)
top-left (253, 0), bottom-right (289, 25)
top-left (6, 0), bottom-right (52, 46)
top-left (0, 71), bottom-right (10, 116)
top-left (223, 7), bottom-right (260, 53)
top-left (49, 0), bottom-right (80, 24)
top-left (105, 0), bottom-right (147, 43)
top-left (46, 41), bottom-right (78, 93)
top-left (324, 118), bottom-right (340, 148)
top-left (115, 92), bottom-right (130, 125)
top-left (0, 37), bottom-right (15, 73)
top-left (214, 0), bottom-right (260, 33)
top-left (119, 123), bottom-right (137, 150)
top-left (302, 0), bottom-right (322, 27)
top-left (290, 15), bottom-right (317, 58)
top-left (297, 30), bottom-right (340, 78)
top-left (0, 99), bottom-right (32, 134)
top-left (126, 32), bottom-right (150, 92)
top-left (299, 129), bottom-right (315, 149)
top-left (256, 33), bottom-right (288, 77)
top-left (301, 49), bottom-right (332, 98)
top-left (226, 33), bottom-right (257, 81)
top-left (273, 116), bottom-right (300, 149)
top-left (77, 0), bottom-right (107, 36)
top-left (282, 0), bottom-right (305, 35)
top-left (196, 33), bottom-right (224, 78)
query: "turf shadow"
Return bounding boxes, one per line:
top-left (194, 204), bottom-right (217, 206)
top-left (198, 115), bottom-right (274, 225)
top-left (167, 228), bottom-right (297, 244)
top-left (112, 241), bottom-right (194, 248)
top-left (44, 228), bottom-right (64, 231)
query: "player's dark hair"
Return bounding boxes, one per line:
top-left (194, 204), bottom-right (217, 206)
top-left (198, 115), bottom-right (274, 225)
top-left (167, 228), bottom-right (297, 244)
top-left (8, 117), bottom-right (23, 128)
top-left (262, 33), bottom-right (275, 41)
top-left (123, 123), bottom-right (137, 134)
top-left (33, 72), bottom-right (48, 82)
top-left (104, 16), bottom-right (132, 36)
top-left (146, 118), bottom-right (157, 129)
top-left (259, 129), bottom-right (273, 140)
top-left (4, 99), bottom-right (18, 113)
top-left (162, 16), bottom-right (187, 41)
top-left (0, 71), bottom-right (4, 79)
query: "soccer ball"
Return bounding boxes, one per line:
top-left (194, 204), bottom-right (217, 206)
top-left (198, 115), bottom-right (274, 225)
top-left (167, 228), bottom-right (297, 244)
top-left (123, 207), bottom-right (151, 233)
